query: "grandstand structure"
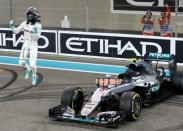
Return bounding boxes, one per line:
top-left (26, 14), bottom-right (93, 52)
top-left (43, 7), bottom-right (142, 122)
top-left (0, 0), bottom-right (182, 37)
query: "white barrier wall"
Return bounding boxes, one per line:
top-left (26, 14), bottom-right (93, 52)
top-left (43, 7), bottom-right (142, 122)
top-left (58, 31), bottom-right (183, 63)
top-left (0, 28), bottom-right (183, 63)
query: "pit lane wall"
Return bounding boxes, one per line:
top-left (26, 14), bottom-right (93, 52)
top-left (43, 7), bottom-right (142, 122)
top-left (0, 28), bottom-right (183, 64)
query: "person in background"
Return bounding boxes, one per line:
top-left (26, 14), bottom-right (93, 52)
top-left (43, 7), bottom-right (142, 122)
top-left (9, 7), bottom-right (42, 86)
top-left (141, 10), bottom-right (154, 36)
top-left (158, 4), bottom-right (172, 37)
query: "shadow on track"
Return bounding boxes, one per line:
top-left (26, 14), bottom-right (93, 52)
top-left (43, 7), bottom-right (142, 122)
top-left (0, 72), bottom-right (43, 102)
top-left (163, 95), bottom-right (183, 107)
top-left (37, 119), bottom-right (111, 131)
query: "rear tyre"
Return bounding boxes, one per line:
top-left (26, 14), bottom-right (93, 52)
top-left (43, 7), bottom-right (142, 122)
top-left (119, 92), bottom-right (141, 121)
top-left (172, 72), bottom-right (183, 94)
top-left (61, 86), bottom-right (84, 113)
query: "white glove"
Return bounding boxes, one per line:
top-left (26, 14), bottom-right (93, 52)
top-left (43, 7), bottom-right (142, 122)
top-left (9, 20), bottom-right (15, 29)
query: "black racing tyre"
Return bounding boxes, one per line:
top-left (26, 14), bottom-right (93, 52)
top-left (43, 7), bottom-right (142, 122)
top-left (172, 72), bottom-right (183, 93)
top-left (61, 86), bottom-right (84, 113)
top-left (119, 92), bottom-right (141, 121)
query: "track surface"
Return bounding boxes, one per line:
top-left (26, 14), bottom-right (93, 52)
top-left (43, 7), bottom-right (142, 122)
top-left (0, 61), bottom-right (183, 131)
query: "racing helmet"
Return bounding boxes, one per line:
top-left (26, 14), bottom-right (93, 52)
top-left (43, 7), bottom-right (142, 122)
top-left (25, 7), bottom-right (39, 17)
top-left (26, 7), bottom-right (40, 24)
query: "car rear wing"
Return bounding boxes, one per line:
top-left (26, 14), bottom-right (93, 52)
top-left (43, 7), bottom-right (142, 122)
top-left (144, 53), bottom-right (177, 77)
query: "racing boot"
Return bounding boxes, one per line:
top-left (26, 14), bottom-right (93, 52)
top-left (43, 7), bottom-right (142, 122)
top-left (32, 73), bottom-right (38, 86)
top-left (25, 69), bottom-right (31, 79)
top-left (32, 76), bottom-right (38, 86)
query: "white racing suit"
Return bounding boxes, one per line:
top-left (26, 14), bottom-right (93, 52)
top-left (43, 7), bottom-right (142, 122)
top-left (11, 21), bottom-right (42, 83)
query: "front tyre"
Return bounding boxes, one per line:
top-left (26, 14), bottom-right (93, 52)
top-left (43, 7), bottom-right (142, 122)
top-left (61, 86), bottom-right (84, 114)
top-left (119, 92), bottom-right (141, 121)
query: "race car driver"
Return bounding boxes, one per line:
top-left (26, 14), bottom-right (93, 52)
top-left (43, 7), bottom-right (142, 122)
top-left (158, 4), bottom-right (172, 37)
top-left (9, 7), bottom-right (42, 86)
top-left (141, 10), bottom-right (154, 36)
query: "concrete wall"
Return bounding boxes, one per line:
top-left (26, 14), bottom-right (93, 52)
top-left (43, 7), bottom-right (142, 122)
top-left (0, 0), bottom-right (11, 25)
top-left (0, 0), bottom-right (182, 34)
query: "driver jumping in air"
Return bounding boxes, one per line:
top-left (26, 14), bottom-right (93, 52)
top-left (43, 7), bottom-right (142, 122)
top-left (141, 10), bottom-right (154, 36)
top-left (9, 7), bottom-right (42, 86)
top-left (158, 4), bottom-right (172, 37)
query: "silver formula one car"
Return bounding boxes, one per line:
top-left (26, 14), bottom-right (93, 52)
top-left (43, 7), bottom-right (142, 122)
top-left (49, 53), bottom-right (183, 128)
